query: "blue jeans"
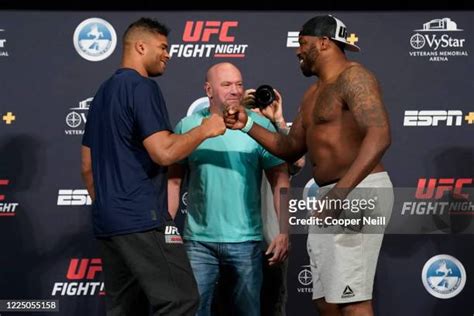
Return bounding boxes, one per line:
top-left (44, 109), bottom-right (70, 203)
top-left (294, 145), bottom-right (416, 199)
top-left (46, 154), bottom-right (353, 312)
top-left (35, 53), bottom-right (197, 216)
top-left (184, 240), bottom-right (263, 316)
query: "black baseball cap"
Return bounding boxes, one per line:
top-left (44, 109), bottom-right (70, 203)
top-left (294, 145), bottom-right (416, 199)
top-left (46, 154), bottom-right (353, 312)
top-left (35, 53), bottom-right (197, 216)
top-left (299, 15), bottom-right (360, 52)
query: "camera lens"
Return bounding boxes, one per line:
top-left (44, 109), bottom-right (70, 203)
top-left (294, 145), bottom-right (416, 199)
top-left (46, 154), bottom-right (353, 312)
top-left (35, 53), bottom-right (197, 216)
top-left (255, 85), bottom-right (275, 108)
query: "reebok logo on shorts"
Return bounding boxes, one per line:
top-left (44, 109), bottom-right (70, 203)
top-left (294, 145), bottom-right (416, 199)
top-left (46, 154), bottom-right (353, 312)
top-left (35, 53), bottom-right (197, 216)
top-left (341, 285), bottom-right (355, 298)
top-left (164, 225), bottom-right (183, 244)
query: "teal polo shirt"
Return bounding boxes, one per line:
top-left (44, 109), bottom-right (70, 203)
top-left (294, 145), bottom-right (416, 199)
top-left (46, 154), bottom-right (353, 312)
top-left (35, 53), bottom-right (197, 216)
top-left (175, 108), bottom-right (284, 242)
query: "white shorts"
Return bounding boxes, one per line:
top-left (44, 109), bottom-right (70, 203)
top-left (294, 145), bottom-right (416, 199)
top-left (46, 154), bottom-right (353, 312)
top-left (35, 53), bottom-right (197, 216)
top-left (306, 172), bottom-right (394, 303)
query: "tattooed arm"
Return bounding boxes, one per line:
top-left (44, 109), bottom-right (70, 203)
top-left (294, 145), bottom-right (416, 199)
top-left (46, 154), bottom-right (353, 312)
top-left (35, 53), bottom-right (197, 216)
top-left (250, 109), bottom-right (307, 163)
top-left (334, 65), bottom-right (391, 191)
top-left (226, 104), bottom-right (307, 163)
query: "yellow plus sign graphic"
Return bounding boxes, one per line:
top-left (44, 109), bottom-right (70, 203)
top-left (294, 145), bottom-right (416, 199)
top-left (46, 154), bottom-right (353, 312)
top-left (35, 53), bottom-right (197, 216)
top-left (2, 112), bottom-right (15, 124)
top-left (465, 112), bottom-right (474, 124)
top-left (346, 33), bottom-right (359, 45)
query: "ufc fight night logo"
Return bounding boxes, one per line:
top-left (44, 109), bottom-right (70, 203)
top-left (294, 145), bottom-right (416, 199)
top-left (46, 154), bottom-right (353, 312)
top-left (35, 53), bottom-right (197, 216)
top-left (415, 178), bottom-right (472, 200)
top-left (0, 179), bottom-right (19, 216)
top-left (182, 21), bottom-right (237, 42)
top-left (165, 225), bottom-right (183, 244)
top-left (169, 21), bottom-right (248, 58)
top-left (402, 178), bottom-right (474, 215)
top-left (52, 258), bottom-right (105, 296)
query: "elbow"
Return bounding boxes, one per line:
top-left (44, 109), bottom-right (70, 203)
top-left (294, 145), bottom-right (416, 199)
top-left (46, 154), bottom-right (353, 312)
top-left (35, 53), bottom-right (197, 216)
top-left (152, 152), bottom-right (174, 167)
top-left (383, 138), bottom-right (391, 153)
top-left (288, 153), bottom-right (302, 164)
top-left (368, 128), bottom-right (391, 154)
top-left (157, 159), bottom-right (173, 167)
top-left (381, 131), bottom-right (391, 152)
top-left (287, 151), bottom-right (305, 164)
top-left (375, 131), bottom-right (391, 157)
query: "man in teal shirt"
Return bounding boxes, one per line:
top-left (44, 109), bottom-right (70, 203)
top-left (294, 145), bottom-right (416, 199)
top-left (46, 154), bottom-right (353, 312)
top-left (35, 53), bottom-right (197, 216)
top-left (168, 62), bottom-right (289, 316)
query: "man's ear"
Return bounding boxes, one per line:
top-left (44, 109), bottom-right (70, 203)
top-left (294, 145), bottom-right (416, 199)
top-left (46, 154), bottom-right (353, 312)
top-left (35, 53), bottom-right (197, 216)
top-left (204, 82), bottom-right (212, 98)
top-left (135, 40), bottom-right (146, 55)
top-left (320, 36), bottom-right (331, 51)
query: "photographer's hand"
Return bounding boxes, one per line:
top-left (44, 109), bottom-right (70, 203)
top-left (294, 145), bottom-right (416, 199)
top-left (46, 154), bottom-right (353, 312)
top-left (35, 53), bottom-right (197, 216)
top-left (261, 89), bottom-right (284, 127)
top-left (243, 89), bottom-right (256, 108)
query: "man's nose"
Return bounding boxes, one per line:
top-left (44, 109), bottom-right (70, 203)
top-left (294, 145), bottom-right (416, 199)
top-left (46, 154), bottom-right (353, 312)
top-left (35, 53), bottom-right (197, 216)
top-left (230, 84), bottom-right (241, 94)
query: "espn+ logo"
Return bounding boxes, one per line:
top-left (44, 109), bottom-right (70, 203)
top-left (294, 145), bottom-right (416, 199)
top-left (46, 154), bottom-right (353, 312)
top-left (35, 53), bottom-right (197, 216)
top-left (57, 189), bottom-right (92, 206)
top-left (403, 110), bottom-right (474, 127)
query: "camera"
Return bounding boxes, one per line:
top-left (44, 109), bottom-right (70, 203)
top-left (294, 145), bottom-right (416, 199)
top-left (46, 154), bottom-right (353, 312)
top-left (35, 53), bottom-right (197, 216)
top-left (254, 85), bottom-right (276, 109)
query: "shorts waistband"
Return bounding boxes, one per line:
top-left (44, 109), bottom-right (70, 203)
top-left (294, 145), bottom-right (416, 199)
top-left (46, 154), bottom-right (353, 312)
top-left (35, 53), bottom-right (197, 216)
top-left (319, 171), bottom-right (391, 189)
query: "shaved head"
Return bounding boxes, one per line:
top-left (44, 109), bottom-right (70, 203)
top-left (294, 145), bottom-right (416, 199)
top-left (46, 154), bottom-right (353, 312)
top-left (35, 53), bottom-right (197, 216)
top-left (206, 62), bottom-right (241, 83)
top-left (123, 17), bottom-right (169, 47)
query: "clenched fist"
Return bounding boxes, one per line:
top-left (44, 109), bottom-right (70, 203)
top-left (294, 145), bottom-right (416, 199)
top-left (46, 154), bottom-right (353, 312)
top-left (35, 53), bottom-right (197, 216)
top-left (224, 104), bottom-right (248, 130)
top-left (201, 113), bottom-right (226, 138)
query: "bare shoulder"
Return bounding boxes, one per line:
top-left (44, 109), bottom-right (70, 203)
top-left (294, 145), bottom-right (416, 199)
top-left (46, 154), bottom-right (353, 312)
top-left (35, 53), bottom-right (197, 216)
top-left (337, 62), bottom-right (379, 89)
top-left (337, 63), bottom-right (388, 128)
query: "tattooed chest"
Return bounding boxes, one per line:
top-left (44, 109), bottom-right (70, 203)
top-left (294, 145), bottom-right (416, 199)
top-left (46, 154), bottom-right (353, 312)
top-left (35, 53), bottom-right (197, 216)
top-left (311, 84), bottom-right (344, 124)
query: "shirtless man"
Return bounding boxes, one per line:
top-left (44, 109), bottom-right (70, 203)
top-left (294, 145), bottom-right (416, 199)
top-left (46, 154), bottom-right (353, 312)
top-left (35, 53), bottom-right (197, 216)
top-left (224, 15), bottom-right (394, 316)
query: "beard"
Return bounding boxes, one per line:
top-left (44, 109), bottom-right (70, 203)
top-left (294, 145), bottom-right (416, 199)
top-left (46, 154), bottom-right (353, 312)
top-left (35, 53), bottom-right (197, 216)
top-left (300, 61), bottom-right (313, 77)
top-left (299, 44), bottom-right (318, 77)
